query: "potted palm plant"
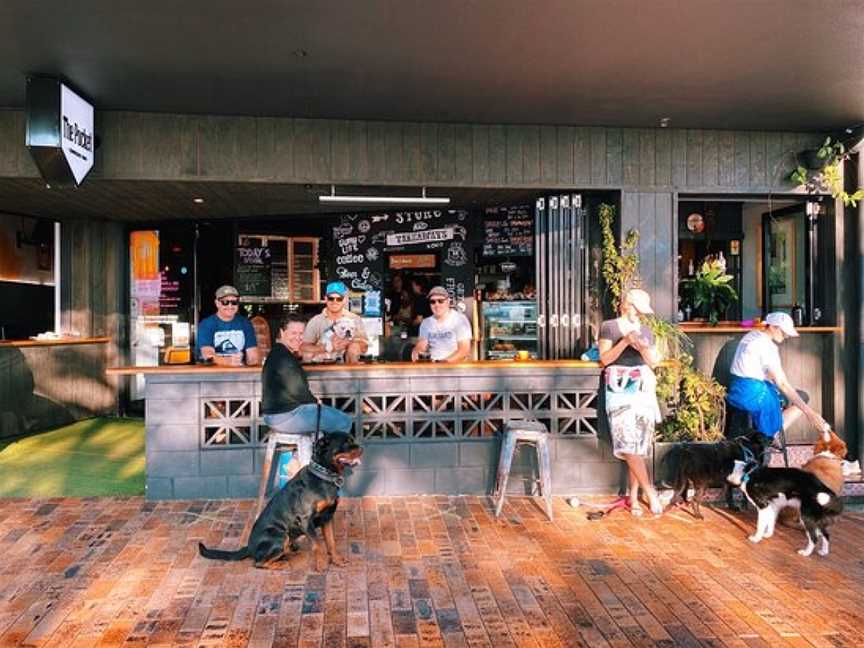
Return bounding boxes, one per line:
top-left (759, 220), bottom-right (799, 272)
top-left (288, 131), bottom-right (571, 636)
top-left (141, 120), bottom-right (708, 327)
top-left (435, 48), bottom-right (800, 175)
top-left (680, 258), bottom-right (737, 326)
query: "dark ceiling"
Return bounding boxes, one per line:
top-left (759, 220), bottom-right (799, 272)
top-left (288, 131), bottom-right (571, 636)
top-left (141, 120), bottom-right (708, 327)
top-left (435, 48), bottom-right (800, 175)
top-left (0, 178), bottom-right (556, 222)
top-left (1, 1), bottom-right (862, 132)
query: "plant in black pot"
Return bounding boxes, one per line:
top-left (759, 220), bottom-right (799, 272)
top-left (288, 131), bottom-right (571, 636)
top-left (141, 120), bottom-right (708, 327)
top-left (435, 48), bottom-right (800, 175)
top-left (790, 137), bottom-right (864, 207)
top-left (680, 258), bottom-right (738, 326)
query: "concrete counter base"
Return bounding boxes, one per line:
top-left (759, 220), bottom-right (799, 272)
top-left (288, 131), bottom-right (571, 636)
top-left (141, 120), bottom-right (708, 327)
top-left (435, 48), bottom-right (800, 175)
top-left (137, 364), bottom-right (619, 500)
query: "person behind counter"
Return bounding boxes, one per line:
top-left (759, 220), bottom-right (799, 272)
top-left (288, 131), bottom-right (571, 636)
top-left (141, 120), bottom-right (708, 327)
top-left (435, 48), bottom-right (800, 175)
top-left (196, 285), bottom-right (260, 366)
top-left (261, 314), bottom-right (354, 436)
top-left (301, 281), bottom-right (369, 364)
top-left (409, 277), bottom-right (433, 336)
top-left (410, 285), bottom-right (472, 363)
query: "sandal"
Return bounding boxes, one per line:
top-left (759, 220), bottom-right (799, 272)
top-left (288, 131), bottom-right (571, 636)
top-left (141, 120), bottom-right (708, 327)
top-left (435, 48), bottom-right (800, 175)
top-left (630, 501), bottom-right (644, 517)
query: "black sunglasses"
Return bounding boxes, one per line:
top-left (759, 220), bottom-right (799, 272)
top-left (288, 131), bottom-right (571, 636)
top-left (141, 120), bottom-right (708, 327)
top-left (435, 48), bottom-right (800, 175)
top-left (326, 295), bottom-right (344, 302)
top-left (429, 298), bottom-right (448, 304)
top-left (219, 299), bottom-right (239, 306)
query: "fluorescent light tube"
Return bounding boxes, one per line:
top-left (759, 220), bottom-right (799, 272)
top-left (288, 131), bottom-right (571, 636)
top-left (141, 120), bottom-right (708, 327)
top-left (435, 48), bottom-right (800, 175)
top-left (318, 186), bottom-right (450, 205)
top-left (319, 194), bottom-right (450, 205)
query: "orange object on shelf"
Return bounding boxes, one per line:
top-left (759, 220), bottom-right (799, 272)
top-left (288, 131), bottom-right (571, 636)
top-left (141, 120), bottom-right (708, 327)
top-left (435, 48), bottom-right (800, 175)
top-left (131, 231), bottom-right (159, 280)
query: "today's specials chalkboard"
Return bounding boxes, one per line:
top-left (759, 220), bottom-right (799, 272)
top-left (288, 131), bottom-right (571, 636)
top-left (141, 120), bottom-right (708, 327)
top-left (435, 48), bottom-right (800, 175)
top-left (483, 205), bottom-right (533, 257)
top-left (234, 246), bottom-right (272, 296)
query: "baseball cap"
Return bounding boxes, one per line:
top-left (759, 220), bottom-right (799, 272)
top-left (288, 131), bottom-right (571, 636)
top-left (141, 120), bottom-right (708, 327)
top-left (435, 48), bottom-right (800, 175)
top-left (428, 286), bottom-right (449, 300)
top-left (764, 311), bottom-right (799, 337)
top-left (625, 288), bottom-right (654, 315)
top-left (325, 281), bottom-right (348, 297)
top-left (215, 285), bottom-right (239, 299)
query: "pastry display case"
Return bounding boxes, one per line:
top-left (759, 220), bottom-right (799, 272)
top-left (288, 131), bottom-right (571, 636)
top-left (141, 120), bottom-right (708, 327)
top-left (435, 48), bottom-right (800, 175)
top-left (482, 300), bottom-right (538, 360)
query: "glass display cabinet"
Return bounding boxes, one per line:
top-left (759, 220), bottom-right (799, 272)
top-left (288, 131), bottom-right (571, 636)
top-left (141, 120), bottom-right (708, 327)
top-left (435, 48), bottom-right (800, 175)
top-left (482, 300), bottom-right (538, 360)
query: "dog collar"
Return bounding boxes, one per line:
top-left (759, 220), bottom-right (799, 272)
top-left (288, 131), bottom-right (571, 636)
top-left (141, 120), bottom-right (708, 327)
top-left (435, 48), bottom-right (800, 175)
top-left (740, 461), bottom-right (760, 485)
top-left (308, 461), bottom-right (344, 488)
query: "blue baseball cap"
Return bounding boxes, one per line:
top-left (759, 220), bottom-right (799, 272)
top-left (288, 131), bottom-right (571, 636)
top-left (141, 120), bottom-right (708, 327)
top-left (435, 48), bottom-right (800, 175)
top-left (325, 281), bottom-right (348, 297)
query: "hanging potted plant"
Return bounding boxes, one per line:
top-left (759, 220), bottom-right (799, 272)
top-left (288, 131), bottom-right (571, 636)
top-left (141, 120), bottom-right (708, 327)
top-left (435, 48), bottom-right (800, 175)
top-left (790, 137), bottom-right (864, 207)
top-left (679, 258), bottom-right (738, 326)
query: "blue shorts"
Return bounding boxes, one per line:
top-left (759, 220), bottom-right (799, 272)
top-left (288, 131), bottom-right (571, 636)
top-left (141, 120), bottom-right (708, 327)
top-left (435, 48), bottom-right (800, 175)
top-left (726, 376), bottom-right (783, 438)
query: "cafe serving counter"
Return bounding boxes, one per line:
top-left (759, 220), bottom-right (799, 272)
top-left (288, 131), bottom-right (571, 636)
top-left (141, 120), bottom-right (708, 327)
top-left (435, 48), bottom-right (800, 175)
top-left (1, 337), bottom-right (116, 438)
top-left (109, 321), bottom-right (846, 500)
top-left (108, 360), bottom-right (612, 500)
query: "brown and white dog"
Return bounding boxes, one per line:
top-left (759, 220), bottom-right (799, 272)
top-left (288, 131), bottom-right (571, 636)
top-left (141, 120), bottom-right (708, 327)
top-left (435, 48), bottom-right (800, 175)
top-left (779, 430), bottom-right (847, 527)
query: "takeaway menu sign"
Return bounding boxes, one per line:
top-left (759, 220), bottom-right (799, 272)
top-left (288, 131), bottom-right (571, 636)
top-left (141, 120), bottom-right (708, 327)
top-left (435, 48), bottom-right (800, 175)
top-left (483, 205), bottom-right (533, 257)
top-left (330, 208), bottom-right (476, 304)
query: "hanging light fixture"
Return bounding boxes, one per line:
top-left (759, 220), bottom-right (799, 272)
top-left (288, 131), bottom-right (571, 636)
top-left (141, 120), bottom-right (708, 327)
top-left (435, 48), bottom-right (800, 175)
top-left (319, 185), bottom-right (450, 205)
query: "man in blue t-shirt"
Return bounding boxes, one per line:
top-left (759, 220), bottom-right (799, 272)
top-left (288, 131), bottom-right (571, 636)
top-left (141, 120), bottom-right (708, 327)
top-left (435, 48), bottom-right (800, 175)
top-left (196, 285), bottom-right (260, 366)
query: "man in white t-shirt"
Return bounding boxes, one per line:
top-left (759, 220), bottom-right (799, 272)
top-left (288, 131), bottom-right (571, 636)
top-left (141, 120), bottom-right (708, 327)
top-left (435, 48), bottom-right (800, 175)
top-left (727, 311), bottom-right (828, 440)
top-left (411, 286), bottom-right (472, 363)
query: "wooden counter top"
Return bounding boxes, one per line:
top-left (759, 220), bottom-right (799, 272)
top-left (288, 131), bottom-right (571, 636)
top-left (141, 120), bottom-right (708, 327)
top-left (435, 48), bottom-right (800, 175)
top-left (106, 358), bottom-right (603, 376)
top-left (0, 336), bottom-right (111, 348)
top-left (678, 325), bottom-right (841, 334)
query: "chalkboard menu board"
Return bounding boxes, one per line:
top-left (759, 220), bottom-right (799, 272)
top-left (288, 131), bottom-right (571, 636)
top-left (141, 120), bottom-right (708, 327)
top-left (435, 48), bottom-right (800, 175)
top-left (483, 205), bottom-right (533, 257)
top-left (234, 246), bottom-right (272, 297)
top-left (328, 209), bottom-right (477, 304)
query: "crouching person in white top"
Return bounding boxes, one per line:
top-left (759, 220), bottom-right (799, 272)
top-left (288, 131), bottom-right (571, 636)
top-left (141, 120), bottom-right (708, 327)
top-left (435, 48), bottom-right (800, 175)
top-left (727, 311), bottom-right (829, 445)
top-left (410, 286), bottom-right (472, 363)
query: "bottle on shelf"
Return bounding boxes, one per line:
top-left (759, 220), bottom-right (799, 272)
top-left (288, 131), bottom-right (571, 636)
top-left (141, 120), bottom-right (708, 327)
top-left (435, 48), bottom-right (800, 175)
top-left (687, 259), bottom-right (695, 277)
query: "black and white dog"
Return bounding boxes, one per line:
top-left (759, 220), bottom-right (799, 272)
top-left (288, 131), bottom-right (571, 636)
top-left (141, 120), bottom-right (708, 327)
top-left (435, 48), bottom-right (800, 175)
top-left (727, 460), bottom-right (843, 557)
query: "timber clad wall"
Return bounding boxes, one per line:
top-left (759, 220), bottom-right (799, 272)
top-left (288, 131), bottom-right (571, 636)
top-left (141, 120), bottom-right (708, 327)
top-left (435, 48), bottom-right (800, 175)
top-left (0, 111), bottom-right (822, 191)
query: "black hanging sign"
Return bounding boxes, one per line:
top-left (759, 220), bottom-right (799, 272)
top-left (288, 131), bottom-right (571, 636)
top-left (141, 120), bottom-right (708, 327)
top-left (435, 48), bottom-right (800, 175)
top-left (25, 76), bottom-right (95, 187)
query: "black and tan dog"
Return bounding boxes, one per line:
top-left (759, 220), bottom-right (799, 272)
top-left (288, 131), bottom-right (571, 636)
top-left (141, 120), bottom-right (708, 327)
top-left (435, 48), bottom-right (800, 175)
top-left (662, 434), bottom-right (766, 518)
top-left (199, 432), bottom-right (362, 570)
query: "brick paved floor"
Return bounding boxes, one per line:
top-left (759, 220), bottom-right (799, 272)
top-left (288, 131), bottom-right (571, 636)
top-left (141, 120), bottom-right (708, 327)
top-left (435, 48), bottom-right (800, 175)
top-left (1, 496), bottom-right (864, 647)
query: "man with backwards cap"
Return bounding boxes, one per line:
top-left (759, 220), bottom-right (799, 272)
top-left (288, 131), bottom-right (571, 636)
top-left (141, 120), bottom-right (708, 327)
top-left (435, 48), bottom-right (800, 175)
top-left (727, 311), bottom-right (829, 443)
top-left (411, 286), bottom-right (473, 363)
top-left (196, 285), bottom-right (260, 366)
top-left (301, 281), bottom-right (369, 364)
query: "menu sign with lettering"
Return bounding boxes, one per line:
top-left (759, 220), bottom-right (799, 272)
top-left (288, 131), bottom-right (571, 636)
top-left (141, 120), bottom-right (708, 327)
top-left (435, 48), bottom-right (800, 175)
top-left (329, 209), bottom-right (476, 304)
top-left (483, 205), bottom-right (533, 257)
top-left (234, 246), bottom-right (272, 296)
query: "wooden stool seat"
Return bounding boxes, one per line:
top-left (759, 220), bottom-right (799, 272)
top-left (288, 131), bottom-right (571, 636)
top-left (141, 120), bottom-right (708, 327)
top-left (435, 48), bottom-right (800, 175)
top-left (255, 432), bottom-right (314, 516)
top-left (493, 420), bottom-right (553, 521)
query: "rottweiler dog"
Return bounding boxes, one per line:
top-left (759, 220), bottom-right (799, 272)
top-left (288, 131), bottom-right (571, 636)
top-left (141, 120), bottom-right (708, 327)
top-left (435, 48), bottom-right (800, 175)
top-left (199, 432), bottom-right (362, 570)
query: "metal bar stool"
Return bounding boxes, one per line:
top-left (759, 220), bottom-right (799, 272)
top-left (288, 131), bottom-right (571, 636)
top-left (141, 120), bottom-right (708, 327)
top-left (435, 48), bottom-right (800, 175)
top-left (256, 432), bottom-right (314, 516)
top-left (493, 419), bottom-right (553, 521)
top-left (726, 403), bottom-right (789, 467)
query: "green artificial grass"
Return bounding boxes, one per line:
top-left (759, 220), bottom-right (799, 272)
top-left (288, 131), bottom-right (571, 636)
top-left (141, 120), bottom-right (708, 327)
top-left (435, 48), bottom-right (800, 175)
top-left (0, 418), bottom-right (145, 498)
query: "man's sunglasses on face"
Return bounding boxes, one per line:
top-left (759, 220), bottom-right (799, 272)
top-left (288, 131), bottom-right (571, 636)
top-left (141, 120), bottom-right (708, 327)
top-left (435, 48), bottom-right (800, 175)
top-left (429, 298), bottom-right (447, 304)
top-left (326, 295), bottom-right (344, 302)
top-left (219, 299), bottom-right (239, 306)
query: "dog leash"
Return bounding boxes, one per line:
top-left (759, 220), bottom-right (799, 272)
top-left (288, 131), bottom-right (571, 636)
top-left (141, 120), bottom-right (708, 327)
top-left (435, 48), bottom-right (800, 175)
top-left (308, 461), bottom-right (345, 488)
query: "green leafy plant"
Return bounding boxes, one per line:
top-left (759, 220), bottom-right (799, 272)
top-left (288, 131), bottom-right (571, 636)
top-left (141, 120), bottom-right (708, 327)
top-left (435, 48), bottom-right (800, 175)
top-left (599, 214), bottom-right (728, 443)
top-left (790, 137), bottom-right (864, 207)
top-left (645, 317), bottom-right (726, 443)
top-left (599, 203), bottom-right (640, 313)
top-left (680, 258), bottom-right (738, 325)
